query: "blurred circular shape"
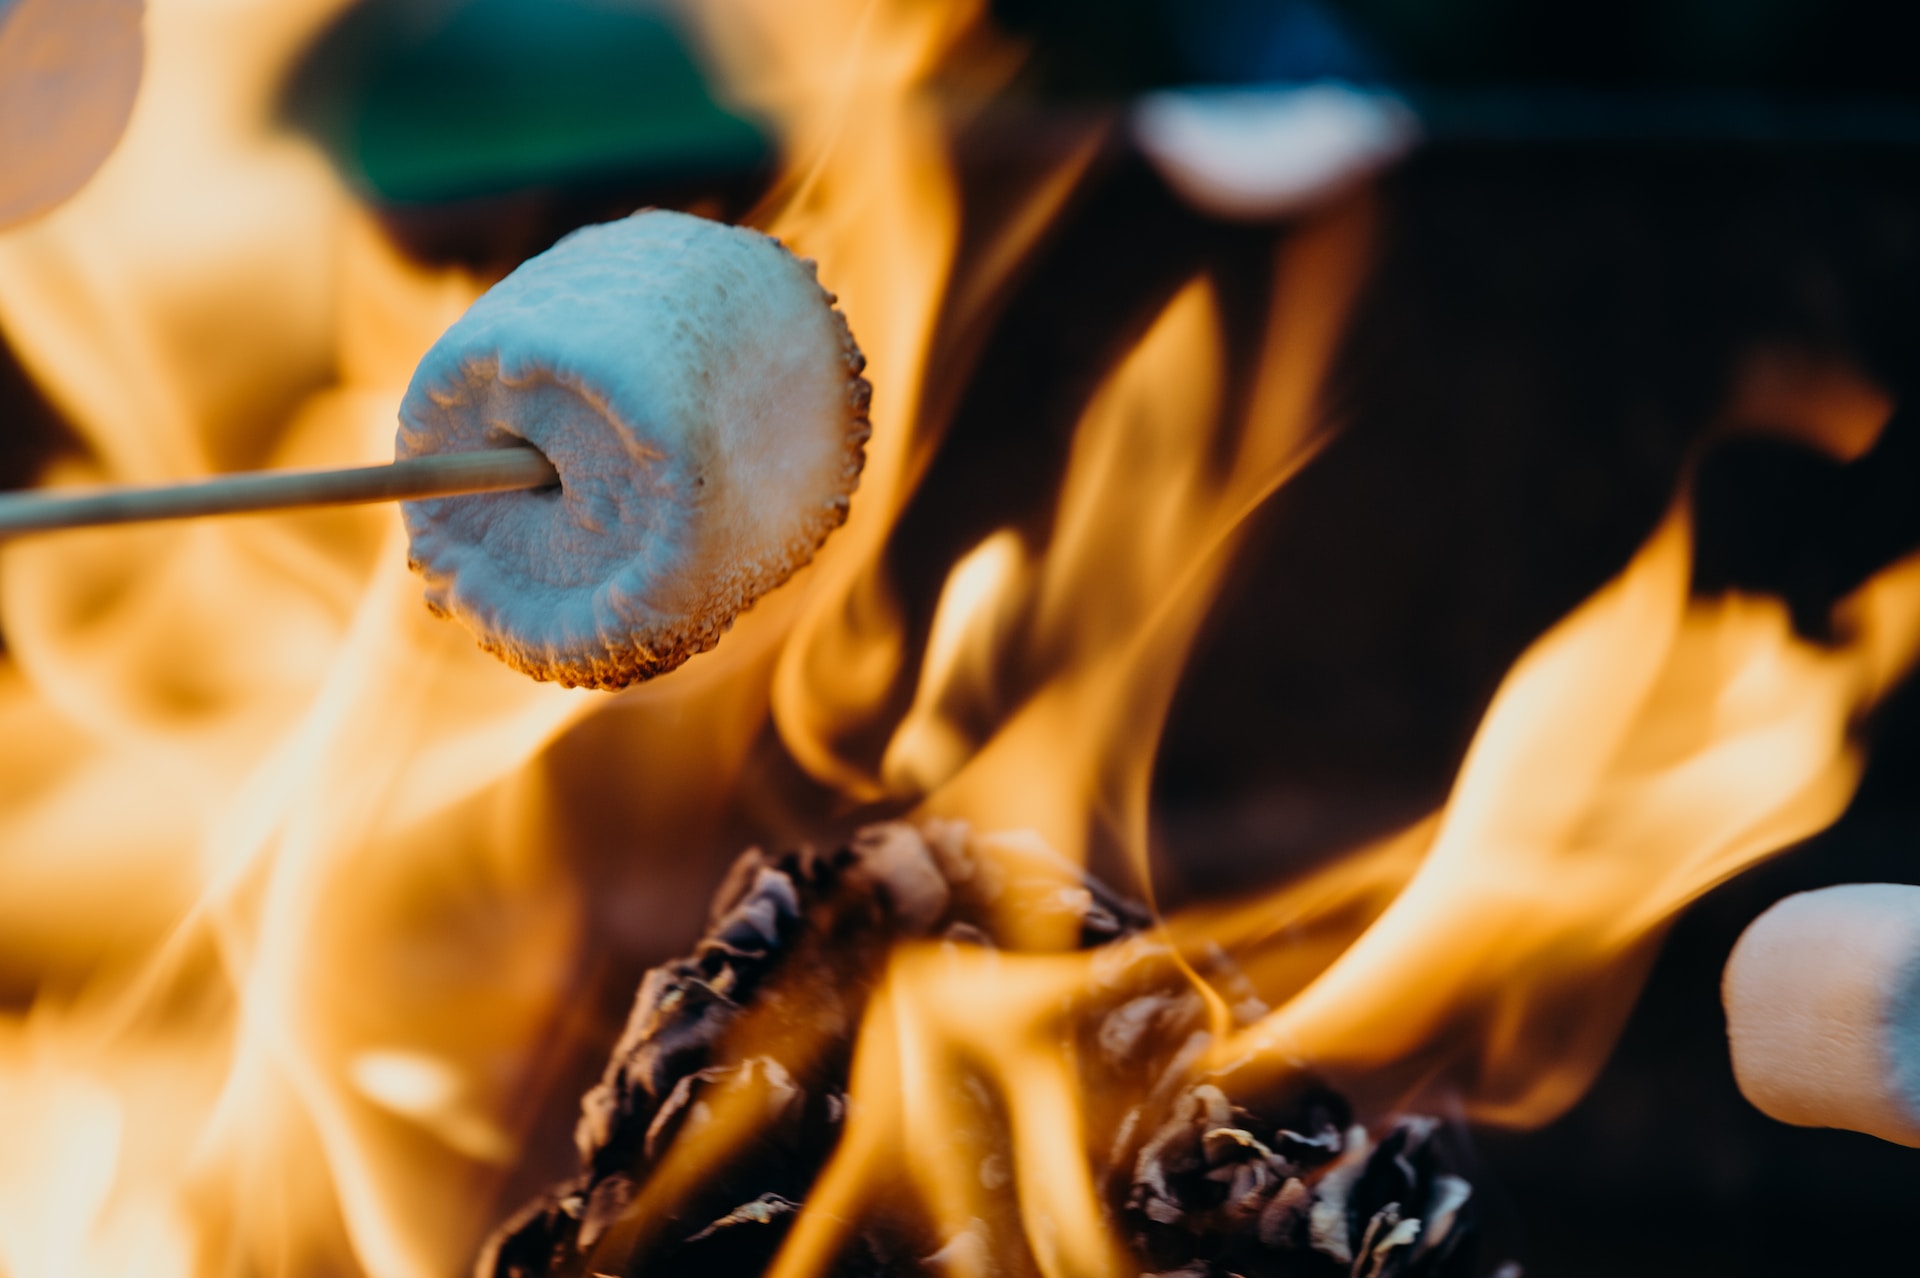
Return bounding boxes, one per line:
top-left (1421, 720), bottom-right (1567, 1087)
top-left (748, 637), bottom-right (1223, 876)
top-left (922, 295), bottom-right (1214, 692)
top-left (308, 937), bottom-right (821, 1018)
top-left (0, 0), bottom-right (145, 230)
top-left (1134, 84), bottom-right (1417, 222)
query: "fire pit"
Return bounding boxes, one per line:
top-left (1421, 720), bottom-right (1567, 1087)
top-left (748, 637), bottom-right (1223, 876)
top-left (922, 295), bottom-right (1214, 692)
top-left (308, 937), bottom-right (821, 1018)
top-left (2, 3), bottom-right (1919, 1278)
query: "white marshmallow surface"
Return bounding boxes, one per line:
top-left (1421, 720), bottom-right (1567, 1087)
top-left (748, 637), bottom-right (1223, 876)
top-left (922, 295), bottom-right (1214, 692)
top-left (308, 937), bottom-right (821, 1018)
top-left (398, 210), bottom-right (869, 689)
top-left (1723, 883), bottom-right (1920, 1147)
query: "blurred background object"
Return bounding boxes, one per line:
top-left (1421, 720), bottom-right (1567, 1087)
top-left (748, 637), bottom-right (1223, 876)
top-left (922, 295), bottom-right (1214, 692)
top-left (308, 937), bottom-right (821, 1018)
top-left (0, 0), bottom-right (145, 229)
top-left (1133, 84), bottom-right (1418, 220)
top-left (282, 0), bottom-right (771, 267)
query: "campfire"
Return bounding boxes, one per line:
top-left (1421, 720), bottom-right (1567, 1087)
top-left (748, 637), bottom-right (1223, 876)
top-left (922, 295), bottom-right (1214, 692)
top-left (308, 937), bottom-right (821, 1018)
top-left (3, 2), bottom-right (1920, 1277)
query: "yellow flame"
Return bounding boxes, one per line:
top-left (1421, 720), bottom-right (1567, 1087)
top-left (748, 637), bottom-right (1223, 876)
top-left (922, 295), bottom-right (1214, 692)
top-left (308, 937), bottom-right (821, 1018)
top-left (768, 202), bottom-right (1384, 1274)
top-left (0, 5), bottom-right (591, 1277)
top-left (773, 945), bottom-right (1123, 1278)
top-left (762, 514), bottom-right (1920, 1273)
top-left (743, 171), bottom-right (1920, 1267)
top-left (690, 0), bottom-right (1108, 801)
top-left (0, 0), bottom-right (1027, 1273)
top-left (912, 200), bottom-right (1377, 890)
top-left (1211, 506), bottom-right (1920, 1122)
top-left (684, 0), bottom-right (975, 799)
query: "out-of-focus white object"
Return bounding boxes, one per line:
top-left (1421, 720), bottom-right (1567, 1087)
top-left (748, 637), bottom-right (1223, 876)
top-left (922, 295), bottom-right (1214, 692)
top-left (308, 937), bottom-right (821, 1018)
top-left (1723, 883), bottom-right (1920, 1147)
top-left (1133, 83), bottom-right (1417, 222)
top-left (0, 0), bottom-right (145, 229)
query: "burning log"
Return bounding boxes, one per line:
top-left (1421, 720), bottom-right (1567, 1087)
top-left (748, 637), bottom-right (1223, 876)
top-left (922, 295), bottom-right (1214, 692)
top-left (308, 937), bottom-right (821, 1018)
top-left (480, 823), bottom-right (1480, 1278)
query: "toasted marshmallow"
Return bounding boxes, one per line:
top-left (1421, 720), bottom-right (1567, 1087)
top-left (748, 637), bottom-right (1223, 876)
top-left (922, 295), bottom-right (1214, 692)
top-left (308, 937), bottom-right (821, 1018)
top-left (398, 210), bottom-right (870, 689)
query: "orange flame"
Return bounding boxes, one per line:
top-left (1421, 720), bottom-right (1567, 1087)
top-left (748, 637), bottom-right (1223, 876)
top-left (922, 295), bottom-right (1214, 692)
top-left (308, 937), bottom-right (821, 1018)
top-left (908, 201), bottom-right (1376, 889)
top-left (748, 186), bottom-right (1920, 1270)
top-left (0, 7), bottom-right (600, 1277)
top-left (1209, 504), bottom-right (1920, 1121)
top-left (0, 0), bottom-right (1020, 1274)
top-left (683, 0), bottom-right (992, 800)
top-left (766, 505), bottom-right (1920, 1275)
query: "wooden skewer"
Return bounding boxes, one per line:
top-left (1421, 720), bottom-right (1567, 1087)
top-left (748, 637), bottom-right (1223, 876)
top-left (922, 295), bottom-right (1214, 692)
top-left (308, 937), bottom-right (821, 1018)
top-left (0, 446), bottom-right (559, 538)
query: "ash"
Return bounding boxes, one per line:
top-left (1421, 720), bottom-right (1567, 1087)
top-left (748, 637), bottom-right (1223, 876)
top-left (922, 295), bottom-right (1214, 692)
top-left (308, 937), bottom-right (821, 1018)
top-left (480, 822), bottom-right (1480, 1278)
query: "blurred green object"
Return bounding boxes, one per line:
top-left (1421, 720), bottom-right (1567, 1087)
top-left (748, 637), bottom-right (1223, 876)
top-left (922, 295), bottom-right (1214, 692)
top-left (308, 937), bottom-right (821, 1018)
top-left (286, 0), bottom-right (769, 206)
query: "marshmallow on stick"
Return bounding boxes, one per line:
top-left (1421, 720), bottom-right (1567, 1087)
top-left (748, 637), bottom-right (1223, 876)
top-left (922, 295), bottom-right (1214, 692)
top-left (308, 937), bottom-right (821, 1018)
top-left (0, 209), bottom-right (870, 688)
top-left (1723, 883), bottom-right (1920, 1147)
top-left (397, 209), bottom-right (871, 689)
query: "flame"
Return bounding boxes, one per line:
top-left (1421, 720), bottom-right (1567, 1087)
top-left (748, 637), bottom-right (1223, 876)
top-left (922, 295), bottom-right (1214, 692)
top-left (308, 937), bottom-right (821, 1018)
top-left (749, 177), bottom-right (1920, 1273)
top-left (773, 944), bottom-right (1121, 1278)
top-left (907, 203), bottom-right (1374, 887)
top-left (688, 0), bottom-right (1106, 802)
top-left (769, 504), bottom-right (1920, 1275)
top-left (1209, 505), bottom-right (1920, 1121)
top-left (0, 0), bottom-right (1012, 1274)
top-left (3, 0), bottom-right (1920, 1276)
top-left (0, 5), bottom-right (606, 1276)
top-left (684, 0), bottom-right (976, 799)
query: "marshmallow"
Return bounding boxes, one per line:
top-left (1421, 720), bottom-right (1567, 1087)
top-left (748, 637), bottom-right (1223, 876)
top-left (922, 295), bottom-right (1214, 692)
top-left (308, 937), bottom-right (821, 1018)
top-left (0, 0), bottom-right (144, 229)
top-left (1723, 883), bottom-right (1920, 1147)
top-left (397, 209), bottom-right (870, 689)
